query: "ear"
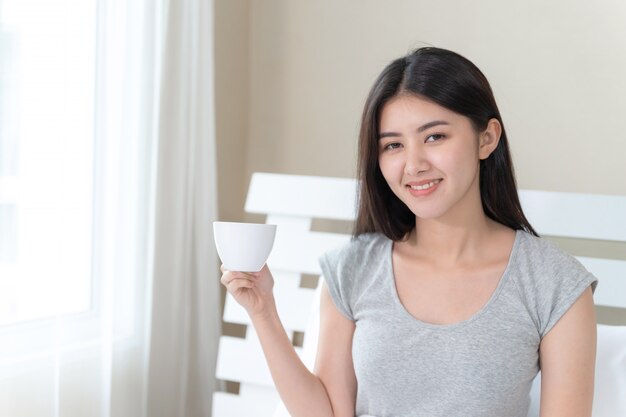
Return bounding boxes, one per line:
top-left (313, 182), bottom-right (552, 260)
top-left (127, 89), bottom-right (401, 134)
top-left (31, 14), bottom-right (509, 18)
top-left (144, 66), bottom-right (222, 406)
top-left (478, 118), bottom-right (502, 160)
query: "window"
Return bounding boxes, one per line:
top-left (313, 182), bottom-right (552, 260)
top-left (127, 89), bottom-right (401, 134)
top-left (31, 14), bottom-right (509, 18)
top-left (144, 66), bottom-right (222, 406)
top-left (0, 0), bottom-right (96, 326)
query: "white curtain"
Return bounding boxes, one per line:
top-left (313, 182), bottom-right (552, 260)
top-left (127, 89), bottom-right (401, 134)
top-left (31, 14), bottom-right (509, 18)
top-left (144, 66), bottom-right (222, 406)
top-left (147, 0), bottom-right (221, 415)
top-left (0, 0), bottom-right (220, 415)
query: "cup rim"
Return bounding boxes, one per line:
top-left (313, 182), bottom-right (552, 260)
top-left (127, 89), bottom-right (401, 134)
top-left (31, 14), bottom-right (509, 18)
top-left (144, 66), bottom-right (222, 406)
top-left (213, 221), bottom-right (276, 228)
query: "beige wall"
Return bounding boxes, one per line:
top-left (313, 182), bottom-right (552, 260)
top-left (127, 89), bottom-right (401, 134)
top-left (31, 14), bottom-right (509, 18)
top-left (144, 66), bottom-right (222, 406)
top-left (214, 0), bottom-right (250, 222)
top-left (216, 0), bottom-right (626, 220)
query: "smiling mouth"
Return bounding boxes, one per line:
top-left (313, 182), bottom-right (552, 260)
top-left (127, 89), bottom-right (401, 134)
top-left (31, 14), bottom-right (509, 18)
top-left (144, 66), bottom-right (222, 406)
top-left (407, 179), bottom-right (442, 191)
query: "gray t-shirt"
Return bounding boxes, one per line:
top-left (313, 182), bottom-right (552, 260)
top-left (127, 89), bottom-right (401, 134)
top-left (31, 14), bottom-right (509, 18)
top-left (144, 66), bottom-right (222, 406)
top-left (318, 230), bottom-right (598, 417)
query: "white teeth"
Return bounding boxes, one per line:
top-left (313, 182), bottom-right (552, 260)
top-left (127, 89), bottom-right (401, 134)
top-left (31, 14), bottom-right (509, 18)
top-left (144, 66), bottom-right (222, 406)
top-left (409, 179), bottom-right (441, 191)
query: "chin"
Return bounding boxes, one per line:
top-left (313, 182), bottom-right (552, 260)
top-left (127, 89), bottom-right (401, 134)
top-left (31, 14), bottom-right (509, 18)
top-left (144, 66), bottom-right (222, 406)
top-left (404, 204), bottom-right (450, 221)
top-left (414, 211), bottom-right (448, 221)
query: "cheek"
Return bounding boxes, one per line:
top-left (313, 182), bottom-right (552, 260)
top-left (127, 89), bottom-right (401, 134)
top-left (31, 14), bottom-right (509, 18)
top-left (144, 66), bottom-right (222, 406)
top-left (433, 146), bottom-right (478, 174)
top-left (378, 156), bottom-right (405, 182)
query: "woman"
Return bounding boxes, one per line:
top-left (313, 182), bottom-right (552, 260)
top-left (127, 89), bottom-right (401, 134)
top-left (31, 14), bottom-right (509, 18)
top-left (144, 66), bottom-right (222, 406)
top-left (220, 47), bottom-right (598, 417)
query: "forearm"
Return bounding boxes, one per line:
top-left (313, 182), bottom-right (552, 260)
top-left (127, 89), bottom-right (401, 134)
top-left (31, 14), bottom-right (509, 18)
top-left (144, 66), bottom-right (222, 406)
top-left (252, 306), bottom-right (335, 417)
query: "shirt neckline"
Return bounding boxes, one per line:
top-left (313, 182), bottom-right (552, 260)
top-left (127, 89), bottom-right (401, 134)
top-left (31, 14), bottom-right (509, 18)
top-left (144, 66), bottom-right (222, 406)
top-left (384, 229), bottom-right (523, 330)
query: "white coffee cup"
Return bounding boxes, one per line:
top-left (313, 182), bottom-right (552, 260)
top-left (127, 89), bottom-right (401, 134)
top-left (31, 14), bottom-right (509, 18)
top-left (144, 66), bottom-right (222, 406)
top-left (213, 221), bottom-right (277, 272)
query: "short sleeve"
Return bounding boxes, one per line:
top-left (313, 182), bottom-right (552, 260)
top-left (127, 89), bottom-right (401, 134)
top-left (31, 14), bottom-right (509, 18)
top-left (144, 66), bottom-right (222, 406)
top-left (538, 257), bottom-right (598, 338)
top-left (495, 232), bottom-right (600, 340)
top-left (318, 250), bottom-right (355, 321)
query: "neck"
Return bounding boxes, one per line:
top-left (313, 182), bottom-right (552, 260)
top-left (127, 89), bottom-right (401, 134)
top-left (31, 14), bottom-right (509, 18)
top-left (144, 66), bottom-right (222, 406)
top-left (406, 214), bottom-right (498, 266)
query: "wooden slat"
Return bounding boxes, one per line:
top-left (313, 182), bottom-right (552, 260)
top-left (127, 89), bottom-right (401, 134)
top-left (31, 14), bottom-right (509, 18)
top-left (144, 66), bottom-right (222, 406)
top-left (222, 295), bottom-right (250, 327)
top-left (213, 387), bottom-right (279, 417)
top-left (215, 336), bottom-right (271, 387)
top-left (519, 189), bottom-right (626, 242)
top-left (245, 172), bottom-right (357, 221)
top-left (300, 280), bottom-right (323, 370)
top-left (216, 334), bottom-right (303, 387)
top-left (223, 283), bottom-right (317, 332)
top-left (577, 257), bottom-right (626, 308)
top-left (267, 230), bottom-right (351, 275)
top-left (266, 214), bottom-right (311, 231)
top-left (271, 270), bottom-right (303, 290)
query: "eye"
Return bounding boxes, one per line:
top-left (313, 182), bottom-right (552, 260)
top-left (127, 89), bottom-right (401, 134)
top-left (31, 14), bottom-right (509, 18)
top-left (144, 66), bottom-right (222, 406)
top-left (382, 142), bottom-right (402, 151)
top-left (425, 134), bottom-right (445, 143)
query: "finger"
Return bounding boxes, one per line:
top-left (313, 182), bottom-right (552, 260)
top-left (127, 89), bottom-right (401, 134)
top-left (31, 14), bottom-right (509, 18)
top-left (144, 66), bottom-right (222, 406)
top-left (219, 262), bottom-right (256, 276)
top-left (221, 272), bottom-right (255, 287)
top-left (227, 277), bottom-right (255, 292)
top-left (232, 271), bottom-right (257, 279)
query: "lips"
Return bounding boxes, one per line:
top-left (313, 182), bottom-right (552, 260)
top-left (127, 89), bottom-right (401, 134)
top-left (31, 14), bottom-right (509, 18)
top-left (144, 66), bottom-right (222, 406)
top-left (407, 179), bottom-right (442, 191)
top-left (405, 179), bottom-right (442, 196)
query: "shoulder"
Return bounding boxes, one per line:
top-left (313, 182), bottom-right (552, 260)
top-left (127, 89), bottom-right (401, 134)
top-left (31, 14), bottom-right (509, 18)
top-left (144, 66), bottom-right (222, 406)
top-left (318, 232), bottom-right (389, 283)
top-left (511, 231), bottom-right (598, 337)
top-left (514, 231), bottom-right (593, 280)
top-left (319, 232), bottom-right (388, 271)
top-left (318, 232), bottom-right (389, 321)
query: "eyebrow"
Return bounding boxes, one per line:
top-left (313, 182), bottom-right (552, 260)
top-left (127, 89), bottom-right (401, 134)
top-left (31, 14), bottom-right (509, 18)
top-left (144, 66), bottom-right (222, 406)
top-left (378, 120), bottom-right (450, 139)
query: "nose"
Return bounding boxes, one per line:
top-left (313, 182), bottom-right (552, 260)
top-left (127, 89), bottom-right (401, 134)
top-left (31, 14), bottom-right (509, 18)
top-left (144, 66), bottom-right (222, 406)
top-left (404, 143), bottom-right (430, 176)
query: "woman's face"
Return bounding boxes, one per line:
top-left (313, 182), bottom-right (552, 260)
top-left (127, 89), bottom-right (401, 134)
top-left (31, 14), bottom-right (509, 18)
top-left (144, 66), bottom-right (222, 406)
top-left (378, 95), bottom-right (496, 223)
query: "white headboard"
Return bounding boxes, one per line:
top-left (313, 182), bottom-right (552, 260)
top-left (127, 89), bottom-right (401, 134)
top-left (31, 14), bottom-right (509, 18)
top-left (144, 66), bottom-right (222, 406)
top-left (519, 189), bottom-right (626, 310)
top-left (213, 173), bottom-right (626, 417)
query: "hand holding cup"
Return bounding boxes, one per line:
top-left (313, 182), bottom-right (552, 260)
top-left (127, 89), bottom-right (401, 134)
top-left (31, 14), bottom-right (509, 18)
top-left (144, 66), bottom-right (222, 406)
top-left (213, 221), bottom-right (276, 272)
top-left (213, 221), bottom-right (278, 317)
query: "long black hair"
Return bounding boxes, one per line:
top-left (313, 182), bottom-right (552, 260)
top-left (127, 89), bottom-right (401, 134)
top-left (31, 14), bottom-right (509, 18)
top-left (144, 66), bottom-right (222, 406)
top-left (353, 47), bottom-right (537, 240)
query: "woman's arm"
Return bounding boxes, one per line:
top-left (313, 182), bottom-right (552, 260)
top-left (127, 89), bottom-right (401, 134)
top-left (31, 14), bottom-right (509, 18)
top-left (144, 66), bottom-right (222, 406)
top-left (314, 282), bottom-right (357, 417)
top-left (221, 266), bottom-right (356, 417)
top-left (539, 287), bottom-right (597, 417)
